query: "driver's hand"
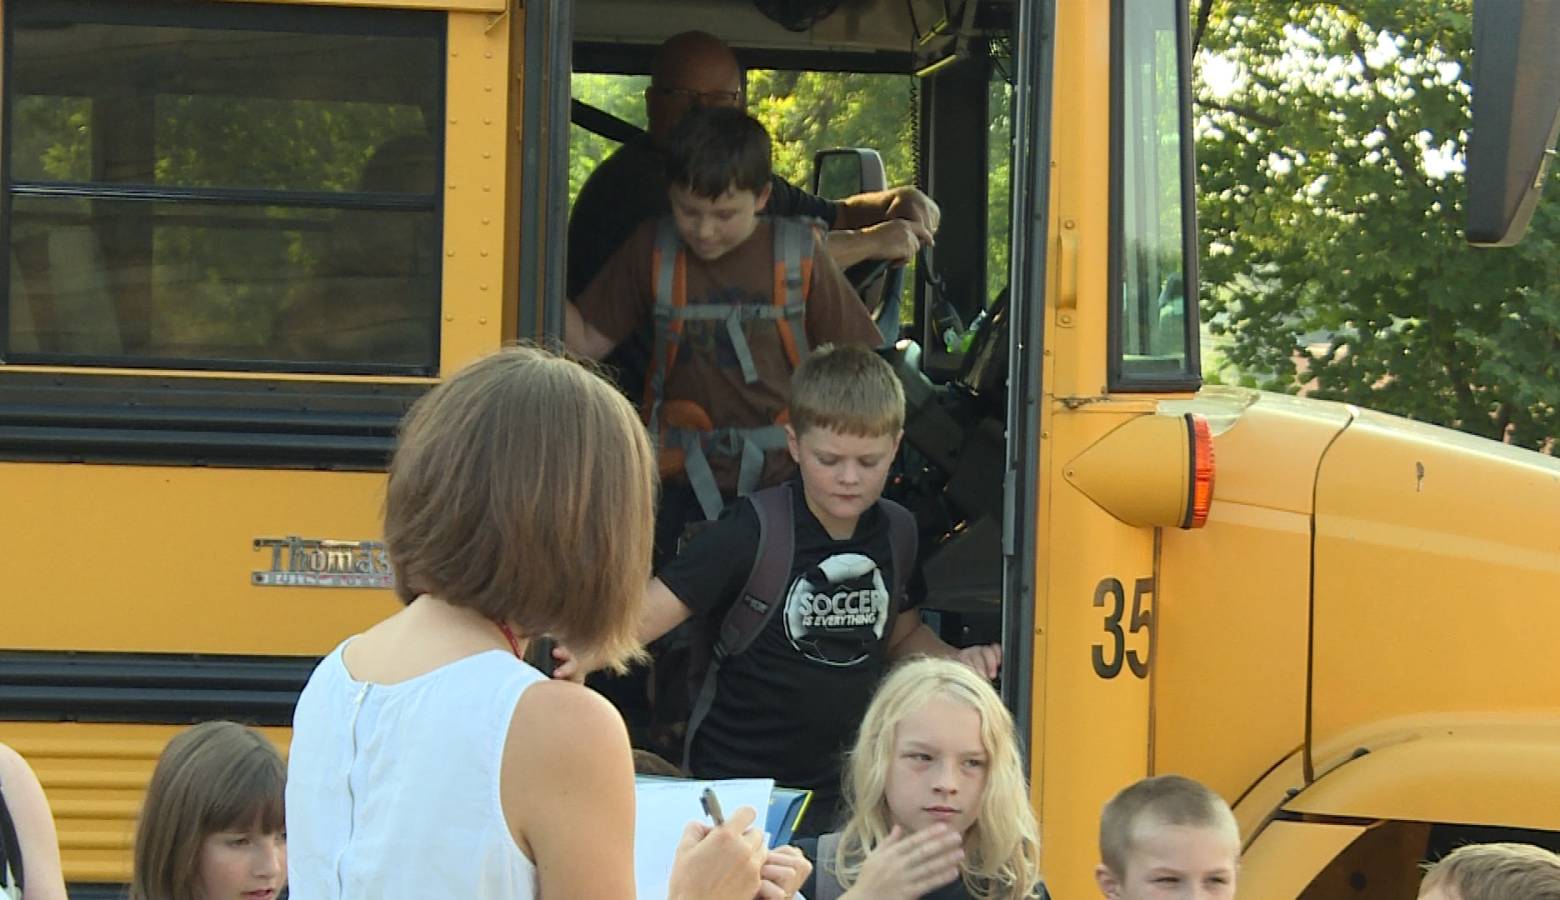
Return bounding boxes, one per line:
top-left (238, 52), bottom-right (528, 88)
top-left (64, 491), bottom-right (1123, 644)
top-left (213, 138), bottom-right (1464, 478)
top-left (885, 186), bottom-right (941, 234)
top-left (864, 218), bottom-right (932, 263)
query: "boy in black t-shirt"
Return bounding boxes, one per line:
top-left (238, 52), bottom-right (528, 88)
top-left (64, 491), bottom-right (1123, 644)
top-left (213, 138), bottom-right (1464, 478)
top-left (556, 344), bottom-right (1001, 836)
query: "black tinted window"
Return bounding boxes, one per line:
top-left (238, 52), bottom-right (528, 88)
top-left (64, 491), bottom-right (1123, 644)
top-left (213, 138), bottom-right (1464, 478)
top-left (4, 0), bottom-right (445, 373)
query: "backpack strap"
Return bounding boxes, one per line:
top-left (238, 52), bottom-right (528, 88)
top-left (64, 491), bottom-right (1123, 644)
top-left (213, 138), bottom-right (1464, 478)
top-left (879, 497), bottom-right (917, 610)
top-left (665, 423), bottom-right (791, 522)
top-left (772, 216), bottom-right (812, 367)
top-left (0, 776), bottom-right (24, 894)
top-left (643, 217), bottom-right (688, 438)
top-left (683, 483), bottom-right (794, 769)
top-left (812, 832), bottom-right (845, 900)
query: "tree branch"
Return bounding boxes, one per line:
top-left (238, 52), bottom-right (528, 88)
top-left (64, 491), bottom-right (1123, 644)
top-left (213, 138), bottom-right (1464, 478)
top-left (1192, 0), bottom-right (1215, 54)
top-left (1440, 348), bottom-right (1485, 435)
top-left (1493, 401), bottom-right (1514, 440)
top-left (1198, 98), bottom-right (1284, 129)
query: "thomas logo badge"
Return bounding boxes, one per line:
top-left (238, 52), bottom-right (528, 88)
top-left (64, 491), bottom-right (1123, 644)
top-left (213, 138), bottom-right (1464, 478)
top-left (252, 536), bottom-right (394, 589)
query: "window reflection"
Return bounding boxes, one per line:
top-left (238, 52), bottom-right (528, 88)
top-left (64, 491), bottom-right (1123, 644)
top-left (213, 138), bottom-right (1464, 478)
top-left (4, 0), bottom-right (444, 373)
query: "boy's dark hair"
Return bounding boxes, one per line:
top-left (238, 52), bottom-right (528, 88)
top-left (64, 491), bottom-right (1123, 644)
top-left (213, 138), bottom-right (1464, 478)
top-left (664, 107), bottom-right (772, 199)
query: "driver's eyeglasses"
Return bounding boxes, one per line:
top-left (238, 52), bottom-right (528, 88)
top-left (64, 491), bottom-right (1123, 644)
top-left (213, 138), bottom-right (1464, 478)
top-left (649, 85), bottom-right (745, 108)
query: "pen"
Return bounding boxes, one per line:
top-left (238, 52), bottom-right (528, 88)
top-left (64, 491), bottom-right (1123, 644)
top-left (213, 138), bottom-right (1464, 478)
top-left (700, 786), bottom-right (725, 826)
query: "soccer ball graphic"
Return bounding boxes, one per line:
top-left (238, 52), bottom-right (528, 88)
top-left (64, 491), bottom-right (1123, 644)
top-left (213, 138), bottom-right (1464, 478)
top-left (783, 552), bottom-right (890, 666)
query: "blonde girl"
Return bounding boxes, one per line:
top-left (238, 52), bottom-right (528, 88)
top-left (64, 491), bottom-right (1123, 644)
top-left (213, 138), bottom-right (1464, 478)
top-left (808, 656), bottom-right (1044, 900)
top-left (130, 721), bottom-right (286, 900)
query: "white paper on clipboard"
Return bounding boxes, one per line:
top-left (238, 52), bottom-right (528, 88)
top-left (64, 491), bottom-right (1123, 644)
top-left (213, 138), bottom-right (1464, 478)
top-left (633, 777), bottom-right (774, 900)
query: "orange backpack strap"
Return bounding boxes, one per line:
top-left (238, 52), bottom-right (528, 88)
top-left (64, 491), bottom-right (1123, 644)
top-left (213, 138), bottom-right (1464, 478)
top-left (656, 400), bottom-right (715, 479)
top-left (771, 216), bottom-right (813, 369)
top-left (643, 217), bottom-right (688, 434)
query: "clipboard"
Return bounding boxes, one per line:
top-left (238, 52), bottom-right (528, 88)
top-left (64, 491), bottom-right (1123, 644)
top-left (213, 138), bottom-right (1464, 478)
top-left (631, 775), bottom-right (815, 900)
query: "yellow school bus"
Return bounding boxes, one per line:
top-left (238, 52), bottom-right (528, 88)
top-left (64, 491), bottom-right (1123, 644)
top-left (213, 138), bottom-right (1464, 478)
top-left (0, 0), bottom-right (1555, 897)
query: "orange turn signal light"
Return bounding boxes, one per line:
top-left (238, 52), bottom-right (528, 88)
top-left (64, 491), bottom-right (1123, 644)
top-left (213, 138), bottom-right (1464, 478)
top-left (1064, 412), bottom-right (1216, 530)
top-left (1183, 413), bottom-right (1215, 529)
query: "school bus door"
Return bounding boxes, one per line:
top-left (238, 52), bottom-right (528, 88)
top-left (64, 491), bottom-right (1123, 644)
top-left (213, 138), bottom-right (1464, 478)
top-left (1022, 0), bottom-right (1207, 892)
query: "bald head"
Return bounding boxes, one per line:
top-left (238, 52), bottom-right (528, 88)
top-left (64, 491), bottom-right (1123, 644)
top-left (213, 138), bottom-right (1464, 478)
top-left (652, 31), bottom-right (740, 86)
top-left (646, 31), bottom-right (744, 140)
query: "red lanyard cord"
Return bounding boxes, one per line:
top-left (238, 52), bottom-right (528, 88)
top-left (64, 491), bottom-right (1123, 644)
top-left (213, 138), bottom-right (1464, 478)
top-left (494, 620), bottom-right (523, 659)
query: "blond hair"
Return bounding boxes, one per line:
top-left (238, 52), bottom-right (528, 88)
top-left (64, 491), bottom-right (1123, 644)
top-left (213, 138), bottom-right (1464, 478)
top-left (1421, 843), bottom-right (1560, 900)
top-left (788, 343), bottom-right (905, 439)
top-left (835, 657), bottom-right (1043, 899)
top-left (1098, 774), bottom-right (1238, 877)
top-left (130, 721), bottom-right (285, 900)
top-left (384, 345), bottom-right (653, 673)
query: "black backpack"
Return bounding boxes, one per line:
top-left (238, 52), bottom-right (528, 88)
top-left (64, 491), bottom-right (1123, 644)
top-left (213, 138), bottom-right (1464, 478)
top-left (681, 481), bottom-right (917, 769)
top-left (0, 774), bottom-right (23, 899)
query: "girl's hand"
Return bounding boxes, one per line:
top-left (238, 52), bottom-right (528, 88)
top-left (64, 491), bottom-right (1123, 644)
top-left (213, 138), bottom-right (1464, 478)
top-left (549, 643), bottom-right (587, 683)
top-left (843, 824), bottom-right (964, 900)
top-left (667, 806), bottom-right (766, 900)
top-left (756, 844), bottom-right (812, 899)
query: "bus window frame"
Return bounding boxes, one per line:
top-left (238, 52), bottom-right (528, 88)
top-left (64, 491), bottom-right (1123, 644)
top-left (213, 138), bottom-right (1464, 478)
top-left (0, 0), bottom-right (448, 377)
top-left (1001, 0), bottom-right (1057, 763)
top-left (1106, 0), bottom-right (1202, 394)
top-left (523, 0), bottom-right (571, 340)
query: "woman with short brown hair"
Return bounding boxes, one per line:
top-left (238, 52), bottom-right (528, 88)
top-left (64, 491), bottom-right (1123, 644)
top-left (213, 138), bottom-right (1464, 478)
top-left (286, 345), bottom-right (783, 899)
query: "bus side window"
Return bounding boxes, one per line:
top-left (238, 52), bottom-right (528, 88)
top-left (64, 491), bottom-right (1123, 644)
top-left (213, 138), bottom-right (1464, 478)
top-left (7, 222), bottom-right (120, 356)
top-left (3, 0), bottom-right (445, 374)
top-left (278, 134), bottom-right (439, 366)
top-left (1114, 0), bottom-right (1198, 388)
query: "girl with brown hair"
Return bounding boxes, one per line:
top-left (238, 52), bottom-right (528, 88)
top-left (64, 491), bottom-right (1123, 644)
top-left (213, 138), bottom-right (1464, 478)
top-left (130, 721), bottom-right (286, 900)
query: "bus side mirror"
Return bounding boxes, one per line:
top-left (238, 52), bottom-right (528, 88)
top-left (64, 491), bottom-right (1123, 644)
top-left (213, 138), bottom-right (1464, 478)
top-left (1466, 0), bottom-right (1560, 247)
top-left (811, 148), bottom-right (887, 198)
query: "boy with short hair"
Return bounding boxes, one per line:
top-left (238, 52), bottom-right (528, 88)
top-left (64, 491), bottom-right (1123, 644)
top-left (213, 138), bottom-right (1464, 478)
top-left (1419, 842), bottom-right (1560, 900)
top-left (558, 344), bottom-right (1001, 835)
top-left (1095, 774), bottom-right (1240, 900)
top-left (565, 106), bottom-right (883, 552)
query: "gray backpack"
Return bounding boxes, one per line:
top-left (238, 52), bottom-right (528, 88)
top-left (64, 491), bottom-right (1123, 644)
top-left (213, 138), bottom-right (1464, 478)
top-left (811, 831), bottom-right (847, 900)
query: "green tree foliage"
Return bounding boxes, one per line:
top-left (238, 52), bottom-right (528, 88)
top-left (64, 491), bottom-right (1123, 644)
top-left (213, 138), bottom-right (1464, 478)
top-left (746, 70), bottom-right (917, 188)
top-left (569, 73), bottom-right (649, 206)
top-left (1193, 0), bottom-right (1559, 450)
top-left (987, 77), bottom-right (1014, 304)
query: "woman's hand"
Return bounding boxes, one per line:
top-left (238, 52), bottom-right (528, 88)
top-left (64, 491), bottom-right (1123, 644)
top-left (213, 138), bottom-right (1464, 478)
top-left (841, 824), bottom-right (964, 900)
top-left (667, 806), bottom-right (767, 900)
top-left (756, 844), bottom-right (812, 899)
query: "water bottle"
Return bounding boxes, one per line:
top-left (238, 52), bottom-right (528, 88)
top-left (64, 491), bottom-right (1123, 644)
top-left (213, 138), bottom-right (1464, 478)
top-left (932, 301), bottom-right (964, 354)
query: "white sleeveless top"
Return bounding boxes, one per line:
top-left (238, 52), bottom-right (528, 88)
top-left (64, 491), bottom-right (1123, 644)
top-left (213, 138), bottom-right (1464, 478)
top-left (286, 640), bottom-right (543, 899)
